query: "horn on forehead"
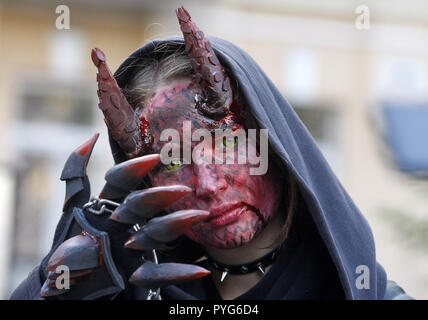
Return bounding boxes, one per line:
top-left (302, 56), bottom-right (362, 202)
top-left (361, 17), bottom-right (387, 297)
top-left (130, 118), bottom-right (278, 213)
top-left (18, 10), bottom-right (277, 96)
top-left (91, 48), bottom-right (153, 159)
top-left (176, 6), bottom-right (233, 120)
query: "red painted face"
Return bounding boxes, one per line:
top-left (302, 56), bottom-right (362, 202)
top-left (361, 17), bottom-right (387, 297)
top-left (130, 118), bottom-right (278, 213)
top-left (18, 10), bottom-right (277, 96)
top-left (139, 79), bottom-right (284, 249)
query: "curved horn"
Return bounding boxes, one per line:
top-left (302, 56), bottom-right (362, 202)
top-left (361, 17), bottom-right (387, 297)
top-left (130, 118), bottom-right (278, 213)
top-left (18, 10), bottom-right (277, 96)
top-left (176, 6), bottom-right (233, 120)
top-left (91, 48), bottom-right (152, 159)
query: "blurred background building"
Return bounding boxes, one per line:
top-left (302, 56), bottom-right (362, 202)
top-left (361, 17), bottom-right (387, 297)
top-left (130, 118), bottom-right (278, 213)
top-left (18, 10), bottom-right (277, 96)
top-left (0, 0), bottom-right (427, 299)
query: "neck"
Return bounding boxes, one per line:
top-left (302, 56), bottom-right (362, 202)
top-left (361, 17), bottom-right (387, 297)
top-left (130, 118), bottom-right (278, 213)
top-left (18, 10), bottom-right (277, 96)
top-left (203, 210), bottom-right (285, 300)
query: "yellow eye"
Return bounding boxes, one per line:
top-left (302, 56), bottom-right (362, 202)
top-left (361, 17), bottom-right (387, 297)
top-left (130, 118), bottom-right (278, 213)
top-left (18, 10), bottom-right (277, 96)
top-left (223, 136), bottom-right (237, 147)
top-left (165, 159), bottom-right (182, 171)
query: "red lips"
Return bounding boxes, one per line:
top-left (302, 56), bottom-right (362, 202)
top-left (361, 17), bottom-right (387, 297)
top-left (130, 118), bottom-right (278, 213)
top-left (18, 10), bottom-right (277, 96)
top-left (207, 202), bottom-right (258, 227)
top-left (209, 201), bottom-right (245, 219)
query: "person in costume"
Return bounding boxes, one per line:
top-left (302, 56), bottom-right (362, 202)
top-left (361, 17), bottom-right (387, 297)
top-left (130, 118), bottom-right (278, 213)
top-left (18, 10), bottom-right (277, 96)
top-left (10, 7), bottom-right (411, 300)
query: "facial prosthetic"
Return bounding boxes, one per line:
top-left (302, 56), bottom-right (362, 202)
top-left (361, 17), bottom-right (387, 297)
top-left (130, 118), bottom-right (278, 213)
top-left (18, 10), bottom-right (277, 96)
top-left (92, 7), bottom-right (283, 250)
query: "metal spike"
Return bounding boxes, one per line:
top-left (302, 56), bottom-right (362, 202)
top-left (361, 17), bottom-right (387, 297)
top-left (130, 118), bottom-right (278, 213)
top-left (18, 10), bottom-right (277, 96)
top-left (220, 269), bottom-right (229, 282)
top-left (257, 263), bottom-right (265, 275)
top-left (194, 256), bottom-right (208, 263)
top-left (240, 265), bottom-right (248, 273)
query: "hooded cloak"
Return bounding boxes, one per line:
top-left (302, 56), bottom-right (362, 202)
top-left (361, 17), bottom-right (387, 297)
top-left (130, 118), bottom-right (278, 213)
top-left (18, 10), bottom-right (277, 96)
top-left (10, 36), bottom-right (412, 300)
top-left (111, 36), bottom-right (411, 300)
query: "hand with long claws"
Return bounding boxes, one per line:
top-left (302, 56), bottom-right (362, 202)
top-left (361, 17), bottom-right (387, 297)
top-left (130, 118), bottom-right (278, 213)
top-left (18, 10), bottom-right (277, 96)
top-left (40, 136), bottom-right (210, 299)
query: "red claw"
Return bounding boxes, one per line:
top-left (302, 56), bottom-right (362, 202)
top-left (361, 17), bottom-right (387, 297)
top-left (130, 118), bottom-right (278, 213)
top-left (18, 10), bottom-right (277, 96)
top-left (46, 232), bottom-right (100, 272)
top-left (77, 133), bottom-right (99, 156)
top-left (47, 268), bottom-right (94, 280)
top-left (60, 133), bottom-right (99, 182)
top-left (124, 209), bottom-right (209, 250)
top-left (124, 230), bottom-right (165, 251)
top-left (129, 261), bottom-right (211, 289)
top-left (46, 278), bottom-right (76, 288)
top-left (110, 185), bottom-right (193, 224)
top-left (141, 209), bottom-right (210, 242)
top-left (40, 280), bottom-right (68, 297)
top-left (104, 154), bottom-right (160, 191)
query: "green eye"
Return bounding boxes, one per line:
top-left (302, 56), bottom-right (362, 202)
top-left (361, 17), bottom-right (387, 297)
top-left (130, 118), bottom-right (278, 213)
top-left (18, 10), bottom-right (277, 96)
top-left (165, 159), bottom-right (182, 171)
top-left (223, 136), bottom-right (238, 147)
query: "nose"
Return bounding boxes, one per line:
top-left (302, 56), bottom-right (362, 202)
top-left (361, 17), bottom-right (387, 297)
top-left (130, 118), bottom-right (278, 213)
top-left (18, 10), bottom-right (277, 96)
top-left (193, 163), bottom-right (228, 199)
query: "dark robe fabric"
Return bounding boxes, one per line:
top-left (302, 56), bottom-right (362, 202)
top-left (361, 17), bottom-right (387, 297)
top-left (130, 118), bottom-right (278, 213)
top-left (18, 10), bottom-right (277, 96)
top-left (10, 36), bottom-right (412, 300)
top-left (157, 196), bottom-right (346, 300)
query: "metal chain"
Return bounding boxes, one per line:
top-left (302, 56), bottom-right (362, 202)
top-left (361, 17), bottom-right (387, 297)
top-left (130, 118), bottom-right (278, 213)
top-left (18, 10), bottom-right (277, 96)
top-left (83, 197), bottom-right (162, 300)
top-left (82, 197), bottom-right (120, 215)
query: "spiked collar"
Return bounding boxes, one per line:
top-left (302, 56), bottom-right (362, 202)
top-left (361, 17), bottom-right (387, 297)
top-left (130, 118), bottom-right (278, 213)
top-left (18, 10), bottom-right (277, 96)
top-left (200, 246), bottom-right (282, 283)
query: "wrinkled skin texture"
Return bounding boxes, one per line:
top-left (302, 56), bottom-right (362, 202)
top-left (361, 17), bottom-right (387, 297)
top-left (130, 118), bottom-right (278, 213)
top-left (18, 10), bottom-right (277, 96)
top-left (140, 80), bottom-right (284, 249)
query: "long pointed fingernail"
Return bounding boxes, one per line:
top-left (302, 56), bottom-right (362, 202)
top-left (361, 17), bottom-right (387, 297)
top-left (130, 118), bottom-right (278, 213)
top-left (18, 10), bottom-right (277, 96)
top-left (110, 185), bottom-right (193, 224)
top-left (142, 209), bottom-right (209, 243)
top-left (46, 277), bottom-right (76, 288)
top-left (99, 182), bottom-right (128, 200)
top-left (105, 154), bottom-right (160, 190)
top-left (60, 133), bottom-right (99, 181)
top-left (46, 232), bottom-right (100, 272)
top-left (124, 231), bottom-right (165, 250)
top-left (129, 261), bottom-right (210, 288)
top-left (40, 279), bottom-right (68, 297)
top-left (47, 268), bottom-right (94, 280)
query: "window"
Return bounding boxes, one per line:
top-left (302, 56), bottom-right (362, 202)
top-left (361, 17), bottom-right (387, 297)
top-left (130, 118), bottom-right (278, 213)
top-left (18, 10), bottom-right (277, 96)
top-left (18, 79), bottom-right (94, 125)
top-left (381, 103), bottom-right (428, 176)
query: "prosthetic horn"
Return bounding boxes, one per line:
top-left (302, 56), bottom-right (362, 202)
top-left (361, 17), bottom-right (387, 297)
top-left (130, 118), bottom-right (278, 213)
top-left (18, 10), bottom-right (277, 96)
top-left (176, 6), bottom-right (233, 120)
top-left (91, 48), bottom-right (152, 159)
top-left (91, 7), bottom-right (233, 159)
